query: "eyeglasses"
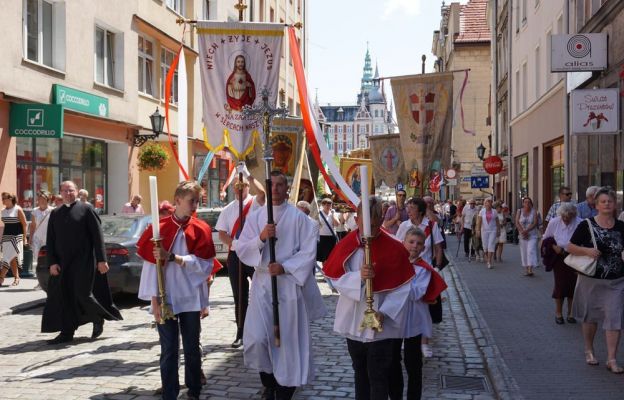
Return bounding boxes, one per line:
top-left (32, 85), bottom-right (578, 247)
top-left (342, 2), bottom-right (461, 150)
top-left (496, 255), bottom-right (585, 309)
top-left (563, 192), bottom-right (572, 196)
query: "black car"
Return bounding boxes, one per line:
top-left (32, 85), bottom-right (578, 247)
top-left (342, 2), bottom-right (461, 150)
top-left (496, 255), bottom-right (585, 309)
top-left (37, 214), bottom-right (152, 294)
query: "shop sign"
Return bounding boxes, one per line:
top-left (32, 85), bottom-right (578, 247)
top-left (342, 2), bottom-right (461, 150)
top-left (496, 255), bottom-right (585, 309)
top-left (571, 88), bottom-right (619, 135)
top-left (551, 34), bottom-right (607, 72)
top-left (52, 84), bottom-right (109, 117)
top-left (9, 103), bottom-right (63, 139)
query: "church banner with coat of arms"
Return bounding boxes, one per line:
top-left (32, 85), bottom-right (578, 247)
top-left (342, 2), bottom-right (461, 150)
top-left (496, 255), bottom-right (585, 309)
top-left (197, 21), bottom-right (284, 159)
top-left (369, 134), bottom-right (405, 188)
top-left (391, 72), bottom-right (453, 192)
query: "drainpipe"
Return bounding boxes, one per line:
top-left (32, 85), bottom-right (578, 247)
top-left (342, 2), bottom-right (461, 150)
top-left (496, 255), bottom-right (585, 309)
top-left (563, 0), bottom-right (570, 187)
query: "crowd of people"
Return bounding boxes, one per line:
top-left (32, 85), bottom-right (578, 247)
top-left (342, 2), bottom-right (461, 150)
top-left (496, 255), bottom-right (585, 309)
top-left (6, 172), bottom-right (624, 398)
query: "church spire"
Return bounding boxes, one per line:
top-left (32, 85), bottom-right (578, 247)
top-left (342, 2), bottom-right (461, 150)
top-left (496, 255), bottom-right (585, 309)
top-left (360, 43), bottom-right (373, 94)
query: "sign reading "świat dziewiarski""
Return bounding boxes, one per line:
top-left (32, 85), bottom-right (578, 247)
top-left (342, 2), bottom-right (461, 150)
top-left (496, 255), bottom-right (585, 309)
top-left (571, 88), bottom-right (619, 135)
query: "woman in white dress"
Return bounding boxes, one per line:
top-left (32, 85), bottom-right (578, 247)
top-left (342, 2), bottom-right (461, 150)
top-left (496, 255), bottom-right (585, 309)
top-left (0, 192), bottom-right (28, 286)
top-left (30, 191), bottom-right (54, 262)
top-left (476, 198), bottom-right (500, 269)
top-left (515, 197), bottom-right (540, 276)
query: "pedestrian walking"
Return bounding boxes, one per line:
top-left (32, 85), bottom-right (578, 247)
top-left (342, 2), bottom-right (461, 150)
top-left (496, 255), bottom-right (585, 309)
top-left (215, 162), bottom-right (265, 348)
top-left (545, 186), bottom-right (573, 227)
top-left (494, 202), bottom-right (507, 261)
top-left (542, 203), bottom-right (580, 325)
top-left (389, 227), bottom-right (447, 400)
top-left (567, 187), bottom-right (624, 373)
top-left (461, 199), bottom-right (478, 257)
top-left (323, 196), bottom-right (414, 400)
top-left (576, 186), bottom-right (599, 219)
top-left (137, 180), bottom-right (217, 400)
top-left (476, 198), bottom-right (500, 269)
top-left (317, 197), bottom-right (339, 263)
top-left (382, 185), bottom-right (408, 235)
top-left (121, 194), bottom-right (145, 214)
top-left (237, 171), bottom-right (326, 400)
top-left (395, 197), bottom-right (444, 359)
top-left (30, 190), bottom-right (54, 263)
top-left (41, 181), bottom-right (122, 344)
top-left (515, 197), bottom-right (539, 276)
top-left (78, 189), bottom-right (92, 206)
top-left (0, 192), bottom-right (28, 286)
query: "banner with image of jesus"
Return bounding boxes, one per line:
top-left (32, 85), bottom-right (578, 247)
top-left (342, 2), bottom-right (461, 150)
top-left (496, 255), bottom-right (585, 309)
top-left (198, 21), bottom-right (284, 159)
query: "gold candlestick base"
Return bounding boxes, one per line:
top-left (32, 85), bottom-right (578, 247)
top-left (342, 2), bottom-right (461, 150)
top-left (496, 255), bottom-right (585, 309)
top-left (359, 309), bottom-right (383, 332)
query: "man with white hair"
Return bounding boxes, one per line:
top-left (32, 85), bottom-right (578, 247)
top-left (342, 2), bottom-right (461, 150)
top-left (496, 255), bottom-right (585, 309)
top-left (576, 186), bottom-right (599, 219)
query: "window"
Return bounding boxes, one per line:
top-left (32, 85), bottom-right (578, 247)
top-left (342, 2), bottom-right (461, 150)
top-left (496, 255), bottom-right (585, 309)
top-left (545, 29), bottom-right (552, 88)
top-left (138, 36), bottom-right (154, 96)
top-left (270, 7), bottom-right (274, 22)
top-left (515, 69), bottom-right (520, 115)
top-left (166, 0), bottom-right (185, 16)
top-left (23, 0), bottom-right (66, 70)
top-left (534, 44), bottom-right (540, 99)
top-left (521, 62), bottom-right (527, 110)
top-left (288, 97), bottom-right (294, 115)
top-left (347, 135), bottom-right (352, 150)
top-left (337, 125), bottom-right (343, 134)
top-left (346, 125), bottom-right (353, 134)
top-left (338, 141), bottom-right (343, 153)
top-left (161, 48), bottom-right (178, 104)
top-left (522, 0), bottom-right (527, 23)
top-left (95, 26), bottom-right (123, 89)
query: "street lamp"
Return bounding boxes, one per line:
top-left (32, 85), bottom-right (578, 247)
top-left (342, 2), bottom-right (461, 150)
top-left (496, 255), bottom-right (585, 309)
top-left (476, 143), bottom-right (486, 161)
top-left (133, 107), bottom-right (165, 147)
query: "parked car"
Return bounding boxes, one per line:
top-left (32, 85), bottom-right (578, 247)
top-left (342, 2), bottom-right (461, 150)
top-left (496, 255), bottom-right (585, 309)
top-left (37, 214), bottom-right (152, 294)
top-left (196, 207), bottom-right (229, 263)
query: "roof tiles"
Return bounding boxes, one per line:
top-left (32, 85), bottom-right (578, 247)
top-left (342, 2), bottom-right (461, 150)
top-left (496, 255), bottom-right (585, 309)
top-left (455, 0), bottom-right (490, 44)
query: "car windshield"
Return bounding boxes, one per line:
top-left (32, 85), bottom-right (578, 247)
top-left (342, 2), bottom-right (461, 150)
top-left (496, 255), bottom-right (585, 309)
top-left (101, 217), bottom-right (145, 238)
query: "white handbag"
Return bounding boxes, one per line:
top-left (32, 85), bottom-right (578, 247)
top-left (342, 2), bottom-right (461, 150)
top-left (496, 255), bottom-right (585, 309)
top-left (564, 218), bottom-right (597, 276)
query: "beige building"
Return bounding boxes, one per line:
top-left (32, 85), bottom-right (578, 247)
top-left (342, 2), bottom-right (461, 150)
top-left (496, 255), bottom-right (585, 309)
top-left (433, 0), bottom-right (492, 200)
top-left (0, 0), bottom-right (307, 215)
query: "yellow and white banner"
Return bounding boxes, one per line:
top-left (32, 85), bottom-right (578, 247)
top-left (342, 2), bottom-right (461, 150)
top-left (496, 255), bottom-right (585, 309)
top-left (198, 21), bottom-right (284, 159)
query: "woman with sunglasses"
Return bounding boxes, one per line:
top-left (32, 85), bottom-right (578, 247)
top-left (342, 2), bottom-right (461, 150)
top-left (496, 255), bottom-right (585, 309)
top-left (0, 192), bottom-right (28, 286)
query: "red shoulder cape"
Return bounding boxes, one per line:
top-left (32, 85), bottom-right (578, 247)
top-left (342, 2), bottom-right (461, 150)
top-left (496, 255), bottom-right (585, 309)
top-left (413, 259), bottom-right (448, 303)
top-left (137, 215), bottom-right (215, 264)
top-left (323, 229), bottom-right (415, 293)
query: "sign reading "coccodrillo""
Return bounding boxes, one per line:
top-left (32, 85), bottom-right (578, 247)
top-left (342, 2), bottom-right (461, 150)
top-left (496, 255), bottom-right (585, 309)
top-left (9, 103), bottom-right (64, 138)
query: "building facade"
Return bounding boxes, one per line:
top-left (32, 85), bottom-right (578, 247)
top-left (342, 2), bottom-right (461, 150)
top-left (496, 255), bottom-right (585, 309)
top-left (432, 0), bottom-right (492, 200)
top-left (315, 48), bottom-right (395, 157)
top-left (568, 0), bottom-right (624, 206)
top-left (0, 0), bottom-right (307, 215)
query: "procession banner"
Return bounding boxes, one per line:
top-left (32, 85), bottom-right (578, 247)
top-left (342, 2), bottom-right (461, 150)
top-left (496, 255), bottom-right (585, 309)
top-left (391, 72), bottom-right (453, 193)
top-left (270, 117), bottom-right (303, 177)
top-left (198, 21), bottom-right (284, 159)
top-left (369, 134), bottom-right (405, 188)
top-left (339, 158), bottom-right (373, 196)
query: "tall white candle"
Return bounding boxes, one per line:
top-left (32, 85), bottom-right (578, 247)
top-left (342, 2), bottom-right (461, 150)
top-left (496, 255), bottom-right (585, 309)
top-left (360, 165), bottom-right (371, 237)
top-left (149, 176), bottom-right (160, 239)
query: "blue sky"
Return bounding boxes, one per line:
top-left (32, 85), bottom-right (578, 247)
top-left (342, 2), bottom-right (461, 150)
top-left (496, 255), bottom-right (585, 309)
top-left (308, 0), bottom-right (469, 106)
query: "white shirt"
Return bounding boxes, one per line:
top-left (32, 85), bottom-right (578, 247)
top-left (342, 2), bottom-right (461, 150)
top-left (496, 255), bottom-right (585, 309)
top-left (31, 206), bottom-right (54, 247)
top-left (400, 265), bottom-right (433, 338)
top-left (318, 208), bottom-right (338, 237)
top-left (462, 206), bottom-right (478, 229)
top-left (138, 230), bottom-right (214, 315)
top-left (330, 247), bottom-right (411, 342)
top-left (543, 216), bottom-right (582, 251)
top-left (479, 208), bottom-right (499, 232)
top-left (237, 202), bottom-right (326, 387)
top-left (215, 194), bottom-right (261, 251)
top-left (395, 217), bottom-right (444, 265)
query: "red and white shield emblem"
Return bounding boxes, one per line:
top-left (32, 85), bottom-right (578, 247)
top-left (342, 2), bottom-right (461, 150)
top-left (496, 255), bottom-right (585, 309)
top-left (410, 91), bottom-right (435, 125)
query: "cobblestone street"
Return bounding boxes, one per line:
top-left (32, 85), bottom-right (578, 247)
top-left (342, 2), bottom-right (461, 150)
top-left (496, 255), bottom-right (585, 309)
top-left (0, 258), bottom-right (502, 400)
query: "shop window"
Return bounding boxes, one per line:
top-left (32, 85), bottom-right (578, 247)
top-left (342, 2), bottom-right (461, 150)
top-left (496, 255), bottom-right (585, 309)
top-left (23, 0), bottom-right (66, 71)
top-left (17, 137), bottom-right (34, 163)
top-left (95, 25), bottom-right (124, 89)
top-left (161, 48), bottom-right (179, 104)
top-left (515, 154), bottom-right (529, 206)
top-left (17, 163), bottom-right (34, 210)
top-left (35, 137), bottom-right (59, 164)
top-left (138, 35), bottom-right (154, 96)
top-left (61, 136), bottom-right (83, 166)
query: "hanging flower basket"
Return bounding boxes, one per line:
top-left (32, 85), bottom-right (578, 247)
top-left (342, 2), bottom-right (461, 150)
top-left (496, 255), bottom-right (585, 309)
top-left (138, 142), bottom-right (170, 171)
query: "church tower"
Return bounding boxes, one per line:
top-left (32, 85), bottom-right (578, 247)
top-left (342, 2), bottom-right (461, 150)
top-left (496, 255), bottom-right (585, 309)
top-left (360, 44), bottom-right (374, 97)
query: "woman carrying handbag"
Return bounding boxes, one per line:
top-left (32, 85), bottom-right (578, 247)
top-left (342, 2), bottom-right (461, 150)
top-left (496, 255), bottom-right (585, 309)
top-left (567, 187), bottom-right (624, 373)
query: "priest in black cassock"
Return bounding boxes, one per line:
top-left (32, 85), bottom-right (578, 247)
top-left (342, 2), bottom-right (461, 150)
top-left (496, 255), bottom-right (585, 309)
top-left (41, 180), bottom-right (122, 344)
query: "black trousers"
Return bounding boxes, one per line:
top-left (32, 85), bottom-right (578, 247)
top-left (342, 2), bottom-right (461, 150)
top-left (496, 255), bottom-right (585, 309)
top-left (463, 228), bottom-right (474, 256)
top-left (227, 250), bottom-right (255, 338)
top-left (389, 336), bottom-right (423, 400)
top-left (347, 338), bottom-right (395, 400)
top-left (260, 372), bottom-right (297, 400)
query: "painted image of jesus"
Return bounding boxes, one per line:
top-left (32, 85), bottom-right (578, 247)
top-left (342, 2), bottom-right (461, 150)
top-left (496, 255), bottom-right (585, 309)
top-left (225, 55), bottom-right (256, 111)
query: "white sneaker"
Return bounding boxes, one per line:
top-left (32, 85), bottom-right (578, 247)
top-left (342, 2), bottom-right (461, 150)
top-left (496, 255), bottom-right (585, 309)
top-left (421, 343), bottom-right (433, 358)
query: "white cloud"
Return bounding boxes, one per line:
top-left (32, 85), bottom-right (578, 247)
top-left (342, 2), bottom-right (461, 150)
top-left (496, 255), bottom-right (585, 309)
top-left (382, 0), bottom-right (422, 20)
